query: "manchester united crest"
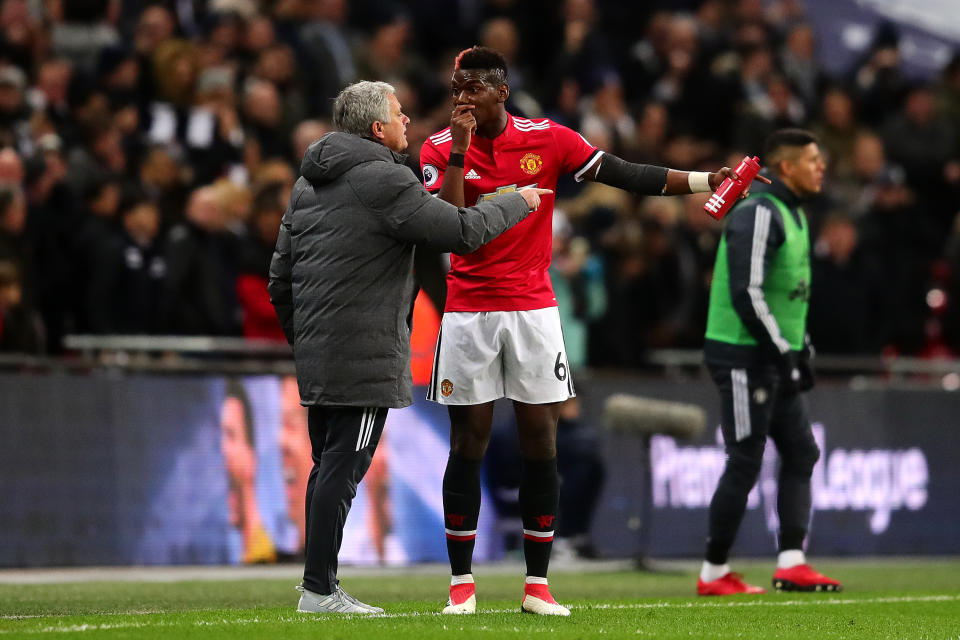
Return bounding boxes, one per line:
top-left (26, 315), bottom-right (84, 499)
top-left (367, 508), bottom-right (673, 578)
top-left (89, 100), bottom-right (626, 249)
top-left (441, 379), bottom-right (454, 397)
top-left (520, 153), bottom-right (543, 175)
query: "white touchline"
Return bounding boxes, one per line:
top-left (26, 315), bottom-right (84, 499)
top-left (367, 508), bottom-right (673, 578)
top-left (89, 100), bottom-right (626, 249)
top-left (2, 594), bottom-right (956, 633)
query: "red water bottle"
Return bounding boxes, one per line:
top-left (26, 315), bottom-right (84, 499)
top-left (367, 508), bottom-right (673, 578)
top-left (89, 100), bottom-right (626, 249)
top-left (703, 156), bottom-right (762, 220)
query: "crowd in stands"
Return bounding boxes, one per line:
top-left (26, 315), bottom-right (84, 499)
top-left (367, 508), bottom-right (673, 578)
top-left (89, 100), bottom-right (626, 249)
top-left (0, 0), bottom-right (958, 366)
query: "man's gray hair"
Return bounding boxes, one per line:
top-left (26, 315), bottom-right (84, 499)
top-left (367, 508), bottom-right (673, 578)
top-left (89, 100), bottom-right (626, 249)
top-left (332, 81), bottom-right (396, 137)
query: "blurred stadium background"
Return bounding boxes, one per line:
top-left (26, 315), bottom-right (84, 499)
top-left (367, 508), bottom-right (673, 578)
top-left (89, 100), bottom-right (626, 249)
top-left (1, 0), bottom-right (959, 577)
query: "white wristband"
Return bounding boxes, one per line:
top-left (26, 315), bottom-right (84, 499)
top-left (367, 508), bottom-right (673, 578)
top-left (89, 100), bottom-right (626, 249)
top-left (687, 171), bottom-right (712, 193)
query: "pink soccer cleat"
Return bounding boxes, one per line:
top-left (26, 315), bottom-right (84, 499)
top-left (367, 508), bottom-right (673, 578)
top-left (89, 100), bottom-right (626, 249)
top-left (521, 583), bottom-right (570, 616)
top-left (442, 582), bottom-right (477, 614)
top-left (697, 572), bottom-right (767, 596)
top-left (772, 564), bottom-right (842, 592)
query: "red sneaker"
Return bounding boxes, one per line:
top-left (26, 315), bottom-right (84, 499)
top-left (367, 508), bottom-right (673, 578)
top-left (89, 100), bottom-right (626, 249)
top-left (697, 573), bottom-right (766, 596)
top-left (772, 564), bottom-right (842, 592)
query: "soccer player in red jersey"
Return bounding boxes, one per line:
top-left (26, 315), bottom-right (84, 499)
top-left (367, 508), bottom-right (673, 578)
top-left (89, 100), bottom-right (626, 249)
top-left (421, 46), bottom-right (741, 616)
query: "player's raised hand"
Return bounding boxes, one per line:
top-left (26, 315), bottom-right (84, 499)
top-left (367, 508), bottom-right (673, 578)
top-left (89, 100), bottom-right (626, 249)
top-left (450, 104), bottom-right (477, 154)
top-left (518, 187), bottom-right (553, 211)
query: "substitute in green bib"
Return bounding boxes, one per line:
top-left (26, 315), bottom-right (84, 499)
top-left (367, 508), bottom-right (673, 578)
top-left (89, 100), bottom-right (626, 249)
top-left (697, 129), bottom-right (843, 596)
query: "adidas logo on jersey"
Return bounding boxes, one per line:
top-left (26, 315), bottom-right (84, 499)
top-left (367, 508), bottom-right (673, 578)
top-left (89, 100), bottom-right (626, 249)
top-left (465, 169), bottom-right (482, 180)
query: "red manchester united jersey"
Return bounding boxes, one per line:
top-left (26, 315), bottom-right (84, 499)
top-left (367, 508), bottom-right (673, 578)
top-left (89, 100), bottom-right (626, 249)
top-left (421, 114), bottom-right (602, 312)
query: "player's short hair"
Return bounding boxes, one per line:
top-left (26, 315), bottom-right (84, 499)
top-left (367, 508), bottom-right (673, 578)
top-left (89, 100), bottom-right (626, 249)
top-left (763, 128), bottom-right (819, 171)
top-left (455, 46), bottom-right (508, 84)
top-left (332, 81), bottom-right (396, 138)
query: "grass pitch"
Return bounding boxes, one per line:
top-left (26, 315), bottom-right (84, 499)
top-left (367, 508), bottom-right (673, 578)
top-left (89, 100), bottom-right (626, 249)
top-left (1, 558), bottom-right (958, 639)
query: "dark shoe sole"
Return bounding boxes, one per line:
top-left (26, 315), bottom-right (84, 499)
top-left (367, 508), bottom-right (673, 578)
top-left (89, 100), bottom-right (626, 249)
top-left (773, 579), bottom-right (842, 592)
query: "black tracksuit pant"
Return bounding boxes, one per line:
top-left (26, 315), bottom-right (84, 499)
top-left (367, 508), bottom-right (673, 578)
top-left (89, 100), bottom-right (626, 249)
top-left (705, 365), bottom-right (821, 564)
top-left (302, 405), bottom-right (387, 595)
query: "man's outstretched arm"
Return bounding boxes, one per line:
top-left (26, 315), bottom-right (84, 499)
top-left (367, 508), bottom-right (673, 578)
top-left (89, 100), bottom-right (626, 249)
top-left (584, 154), bottom-right (770, 196)
top-left (584, 153), bottom-right (730, 195)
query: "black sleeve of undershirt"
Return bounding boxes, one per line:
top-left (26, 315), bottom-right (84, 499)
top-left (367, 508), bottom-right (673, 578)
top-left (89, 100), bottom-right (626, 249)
top-left (593, 154), bottom-right (669, 195)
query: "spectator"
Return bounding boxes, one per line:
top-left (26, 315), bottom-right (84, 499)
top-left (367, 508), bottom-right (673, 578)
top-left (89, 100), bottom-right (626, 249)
top-left (354, 7), bottom-right (431, 97)
top-left (160, 185), bottom-right (239, 336)
top-left (139, 145), bottom-right (190, 227)
top-left (297, 0), bottom-right (356, 117)
top-left (32, 59), bottom-right (74, 137)
top-left (95, 47), bottom-right (141, 135)
top-left (0, 259), bottom-right (43, 353)
top-left (479, 17), bottom-right (539, 116)
top-left (65, 122), bottom-right (129, 200)
top-left (0, 0), bottom-right (42, 72)
top-left (112, 194), bottom-right (166, 333)
top-left (212, 177), bottom-right (251, 234)
top-left (251, 42), bottom-right (307, 133)
top-left (639, 196), bottom-right (712, 348)
top-left (0, 66), bottom-right (30, 150)
top-left (244, 13), bottom-right (276, 57)
top-left (851, 22), bottom-right (908, 127)
top-left (624, 11), bottom-right (674, 103)
top-left (49, 0), bottom-right (120, 75)
top-left (779, 22), bottom-right (826, 113)
top-left (0, 182), bottom-right (28, 280)
top-left (133, 5), bottom-right (176, 60)
top-left (735, 74), bottom-right (806, 154)
top-left (632, 101), bottom-right (670, 164)
top-left (241, 78), bottom-right (291, 162)
top-left (808, 214), bottom-right (884, 353)
top-left (74, 176), bottom-right (123, 333)
top-left (812, 87), bottom-right (863, 190)
top-left (172, 65), bottom-right (246, 187)
top-left (152, 39), bottom-right (199, 108)
top-left (203, 10), bottom-right (245, 63)
top-left (882, 83), bottom-right (957, 212)
top-left (859, 166), bottom-right (931, 353)
top-left (548, 0), bottom-right (613, 107)
top-left (236, 182), bottom-right (285, 341)
top-left (132, 4), bottom-right (176, 106)
top-left (545, 76), bottom-right (583, 133)
top-left (249, 159), bottom-right (294, 197)
top-left (846, 131), bottom-right (889, 215)
top-left (290, 119), bottom-right (330, 165)
top-left (24, 136), bottom-right (77, 351)
top-left (649, 15), bottom-right (727, 141)
top-left (579, 72), bottom-right (636, 157)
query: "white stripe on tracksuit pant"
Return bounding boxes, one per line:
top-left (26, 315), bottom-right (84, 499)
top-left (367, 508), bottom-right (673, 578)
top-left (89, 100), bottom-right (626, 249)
top-left (302, 405), bottom-right (387, 595)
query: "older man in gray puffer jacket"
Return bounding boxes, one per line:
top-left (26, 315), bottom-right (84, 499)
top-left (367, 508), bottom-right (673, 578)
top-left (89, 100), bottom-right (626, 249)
top-left (269, 81), bottom-right (550, 615)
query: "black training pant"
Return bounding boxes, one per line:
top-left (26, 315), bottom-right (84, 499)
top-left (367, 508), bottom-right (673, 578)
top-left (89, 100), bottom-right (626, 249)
top-left (705, 365), bottom-right (820, 564)
top-left (302, 405), bottom-right (387, 595)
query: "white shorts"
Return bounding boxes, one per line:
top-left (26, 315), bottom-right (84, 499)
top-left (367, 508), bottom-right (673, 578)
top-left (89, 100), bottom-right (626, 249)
top-left (427, 307), bottom-right (575, 405)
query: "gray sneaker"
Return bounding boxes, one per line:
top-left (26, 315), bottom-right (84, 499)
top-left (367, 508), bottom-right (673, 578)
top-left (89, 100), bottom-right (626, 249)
top-left (296, 585), bottom-right (384, 614)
